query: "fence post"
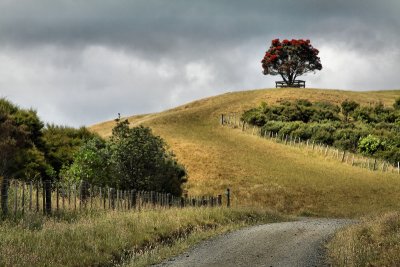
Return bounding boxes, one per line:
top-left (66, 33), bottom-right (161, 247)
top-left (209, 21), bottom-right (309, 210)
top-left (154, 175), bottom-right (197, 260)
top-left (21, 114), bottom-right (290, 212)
top-left (108, 188), bottom-right (111, 209)
top-left (68, 184), bottom-right (71, 208)
top-left (150, 191), bottom-right (155, 207)
top-left (1, 178), bottom-right (9, 216)
top-left (116, 189), bottom-right (119, 210)
top-left (56, 184), bottom-right (59, 212)
top-left (22, 182), bottom-right (25, 215)
top-left (90, 184), bottom-right (93, 210)
top-left (62, 186), bottom-right (65, 211)
top-left (398, 162), bottom-right (400, 174)
top-left (29, 181), bottom-right (33, 211)
top-left (341, 151), bottom-right (346, 162)
top-left (132, 190), bottom-right (136, 209)
top-left (36, 180), bottom-right (40, 212)
top-left (99, 187), bottom-right (102, 209)
top-left (45, 180), bottom-right (52, 215)
top-left (226, 188), bottom-right (230, 208)
top-left (165, 193), bottom-right (169, 207)
top-left (42, 181), bottom-right (46, 215)
top-left (74, 184), bottom-right (77, 211)
top-left (111, 188), bottom-right (114, 210)
top-left (79, 182), bottom-right (82, 210)
top-left (14, 181), bottom-right (18, 216)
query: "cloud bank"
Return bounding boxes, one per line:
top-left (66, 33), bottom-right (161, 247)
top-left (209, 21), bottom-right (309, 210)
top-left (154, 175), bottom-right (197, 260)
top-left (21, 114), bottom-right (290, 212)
top-left (0, 0), bottom-right (399, 126)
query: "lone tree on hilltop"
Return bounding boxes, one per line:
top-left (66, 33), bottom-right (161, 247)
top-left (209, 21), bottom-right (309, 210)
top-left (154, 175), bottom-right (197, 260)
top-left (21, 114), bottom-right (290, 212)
top-left (261, 39), bottom-right (322, 87)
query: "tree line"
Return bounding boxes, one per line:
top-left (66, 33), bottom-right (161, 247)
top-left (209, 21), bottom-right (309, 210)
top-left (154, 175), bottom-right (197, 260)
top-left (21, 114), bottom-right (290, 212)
top-left (0, 98), bottom-right (186, 198)
top-left (241, 98), bottom-right (400, 164)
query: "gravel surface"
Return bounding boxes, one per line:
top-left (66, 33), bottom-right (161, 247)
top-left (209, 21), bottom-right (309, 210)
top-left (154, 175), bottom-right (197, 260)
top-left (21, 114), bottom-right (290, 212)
top-left (155, 218), bottom-right (353, 267)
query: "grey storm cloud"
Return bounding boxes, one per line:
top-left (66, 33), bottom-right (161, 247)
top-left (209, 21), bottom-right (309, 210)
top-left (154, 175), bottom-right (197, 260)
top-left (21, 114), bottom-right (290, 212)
top-left (0, 0), bottom-right (399, 126)
top-left (2, 0), bottom-right (399, 52)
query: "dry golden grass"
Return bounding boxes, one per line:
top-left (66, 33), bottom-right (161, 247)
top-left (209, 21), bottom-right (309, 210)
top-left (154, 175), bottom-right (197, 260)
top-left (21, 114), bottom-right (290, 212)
top-left (0, 207), bottom-right (283, 266)
top-left (328, 212), bottom-right (400, 266)
top-left (90, 88), bottom-right (400, 217)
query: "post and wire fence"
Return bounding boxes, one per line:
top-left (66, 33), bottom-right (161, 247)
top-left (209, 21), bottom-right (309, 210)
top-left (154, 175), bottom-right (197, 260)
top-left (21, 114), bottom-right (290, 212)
top-left (0, 178), bottom-right (229, 218)
top-left (221, 113), bottom-right (400, 175)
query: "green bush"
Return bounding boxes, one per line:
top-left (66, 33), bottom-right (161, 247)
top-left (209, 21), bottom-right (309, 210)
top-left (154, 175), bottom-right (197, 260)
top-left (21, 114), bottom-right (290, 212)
top-left (65, 118), bottom-right (187, 196)
top-left (242, 99), bottom-right (400, 164)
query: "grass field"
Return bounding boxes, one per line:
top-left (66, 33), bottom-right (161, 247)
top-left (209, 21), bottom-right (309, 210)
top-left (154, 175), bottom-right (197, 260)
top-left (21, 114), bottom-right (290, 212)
top-left (0, 207), bottom-right (283, 266)
top-left (91, 88), bottom-right (400, 218)
top-left (328, 211), bottom-right (400, 266)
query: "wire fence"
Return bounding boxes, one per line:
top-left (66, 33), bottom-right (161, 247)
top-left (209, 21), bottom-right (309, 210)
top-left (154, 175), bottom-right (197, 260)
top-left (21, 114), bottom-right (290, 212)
top-left (221, 113), bottom-right (400, 175)
top-left (0, 178), bottom-right (226, 218)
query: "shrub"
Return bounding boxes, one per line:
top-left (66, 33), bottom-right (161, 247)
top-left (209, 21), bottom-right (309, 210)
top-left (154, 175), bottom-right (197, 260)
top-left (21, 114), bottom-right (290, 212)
top-left (358, 135), bottom-right (385, 156)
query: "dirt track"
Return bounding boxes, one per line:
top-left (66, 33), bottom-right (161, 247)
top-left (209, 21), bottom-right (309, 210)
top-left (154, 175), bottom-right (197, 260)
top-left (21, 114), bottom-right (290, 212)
top-left (156, 218), bottom-right (352, 267)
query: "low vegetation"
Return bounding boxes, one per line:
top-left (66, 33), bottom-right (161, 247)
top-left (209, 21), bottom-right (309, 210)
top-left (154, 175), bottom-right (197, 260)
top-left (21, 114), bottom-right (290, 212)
top-left (242, 98), bottom-right (400, 164)
top-left (328, 212), bottom-right (400, 266)
top-left (0, 207), bottom-right (284, 266)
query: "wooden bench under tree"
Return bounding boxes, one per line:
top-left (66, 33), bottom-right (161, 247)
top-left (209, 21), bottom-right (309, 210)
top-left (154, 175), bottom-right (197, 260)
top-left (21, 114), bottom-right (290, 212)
top-left (275, 80), bottom-right (306, 88)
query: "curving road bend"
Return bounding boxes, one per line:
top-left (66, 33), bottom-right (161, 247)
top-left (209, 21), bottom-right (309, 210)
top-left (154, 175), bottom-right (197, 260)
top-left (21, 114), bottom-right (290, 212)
top-left (156, 218), bottom-right (353, 267)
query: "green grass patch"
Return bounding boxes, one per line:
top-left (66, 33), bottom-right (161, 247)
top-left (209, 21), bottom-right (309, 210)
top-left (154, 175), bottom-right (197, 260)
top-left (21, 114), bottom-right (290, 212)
top-left (0, 207), bottom-right (284, 266)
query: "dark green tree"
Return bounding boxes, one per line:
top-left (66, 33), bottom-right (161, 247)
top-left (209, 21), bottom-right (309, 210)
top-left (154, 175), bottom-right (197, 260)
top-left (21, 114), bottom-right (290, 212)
top-left (109, 117), bottom-right (187, 195)
top-left (341, 100), bottom-right (359, 122)
top-left (42, 125), bottom-right (96, 177)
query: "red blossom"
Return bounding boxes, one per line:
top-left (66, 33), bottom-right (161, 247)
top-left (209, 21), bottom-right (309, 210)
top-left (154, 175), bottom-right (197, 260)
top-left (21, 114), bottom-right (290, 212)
top-left (272, 39), bottom-right (280, 46)
top-left (261, 38), bottom-right (322, 83)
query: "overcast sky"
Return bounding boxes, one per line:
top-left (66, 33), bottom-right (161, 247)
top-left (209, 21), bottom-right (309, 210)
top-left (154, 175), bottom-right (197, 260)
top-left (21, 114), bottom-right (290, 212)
top-left (0, 0), bottom-right (399, 127)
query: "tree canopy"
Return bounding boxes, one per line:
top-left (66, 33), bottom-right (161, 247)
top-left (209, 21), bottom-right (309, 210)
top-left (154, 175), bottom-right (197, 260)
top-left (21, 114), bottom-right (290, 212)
top-left (64, 117), bottom-right (187, 196)
top-left (261, 39), bottom-right (322, 86)
top-left (0, 98), bottom-right (97, 181)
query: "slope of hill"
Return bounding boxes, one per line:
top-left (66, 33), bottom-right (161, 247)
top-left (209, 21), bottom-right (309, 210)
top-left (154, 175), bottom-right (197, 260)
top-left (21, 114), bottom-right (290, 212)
top-left (90, 88), bottom-right (400, 218)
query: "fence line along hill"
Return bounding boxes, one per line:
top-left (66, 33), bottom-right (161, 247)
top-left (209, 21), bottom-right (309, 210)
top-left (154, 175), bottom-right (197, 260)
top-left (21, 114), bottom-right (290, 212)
top-left (90, 88), bottom-right (400, 218)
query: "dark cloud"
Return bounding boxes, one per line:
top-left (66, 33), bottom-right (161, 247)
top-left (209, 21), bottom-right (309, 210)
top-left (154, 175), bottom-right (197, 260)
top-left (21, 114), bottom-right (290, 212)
top-left (2, 0), bottom-right (399, 51)
top-left (0, 0), bottom-right (399, 126)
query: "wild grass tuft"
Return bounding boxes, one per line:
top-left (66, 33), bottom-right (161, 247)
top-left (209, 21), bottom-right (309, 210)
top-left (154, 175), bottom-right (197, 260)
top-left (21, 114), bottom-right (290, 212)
top-left (328, 212), bottom-right (400, 266)
top-left (0, 207), bottom-right (284, 266)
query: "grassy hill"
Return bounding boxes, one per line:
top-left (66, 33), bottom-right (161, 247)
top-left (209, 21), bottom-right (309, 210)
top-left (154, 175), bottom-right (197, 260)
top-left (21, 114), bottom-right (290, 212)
top-left (90, 88), bottom-right (400, 218)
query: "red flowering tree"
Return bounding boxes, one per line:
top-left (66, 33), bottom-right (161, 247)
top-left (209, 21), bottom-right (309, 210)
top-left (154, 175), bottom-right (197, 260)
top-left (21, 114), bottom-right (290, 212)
top-left (261, 39), bottom-right (322, 86)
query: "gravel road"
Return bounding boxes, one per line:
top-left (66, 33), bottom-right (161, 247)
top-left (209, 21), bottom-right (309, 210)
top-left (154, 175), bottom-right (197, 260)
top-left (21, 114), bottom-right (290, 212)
top-left (155, 218), bottom-right (353, 267)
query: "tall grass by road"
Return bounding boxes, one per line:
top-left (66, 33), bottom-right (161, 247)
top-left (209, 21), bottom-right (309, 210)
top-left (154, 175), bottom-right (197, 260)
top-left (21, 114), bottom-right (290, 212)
top-left (0, 207), bottom-right (283, 267)
top-left (328, 212), bottom-right (400, 266)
